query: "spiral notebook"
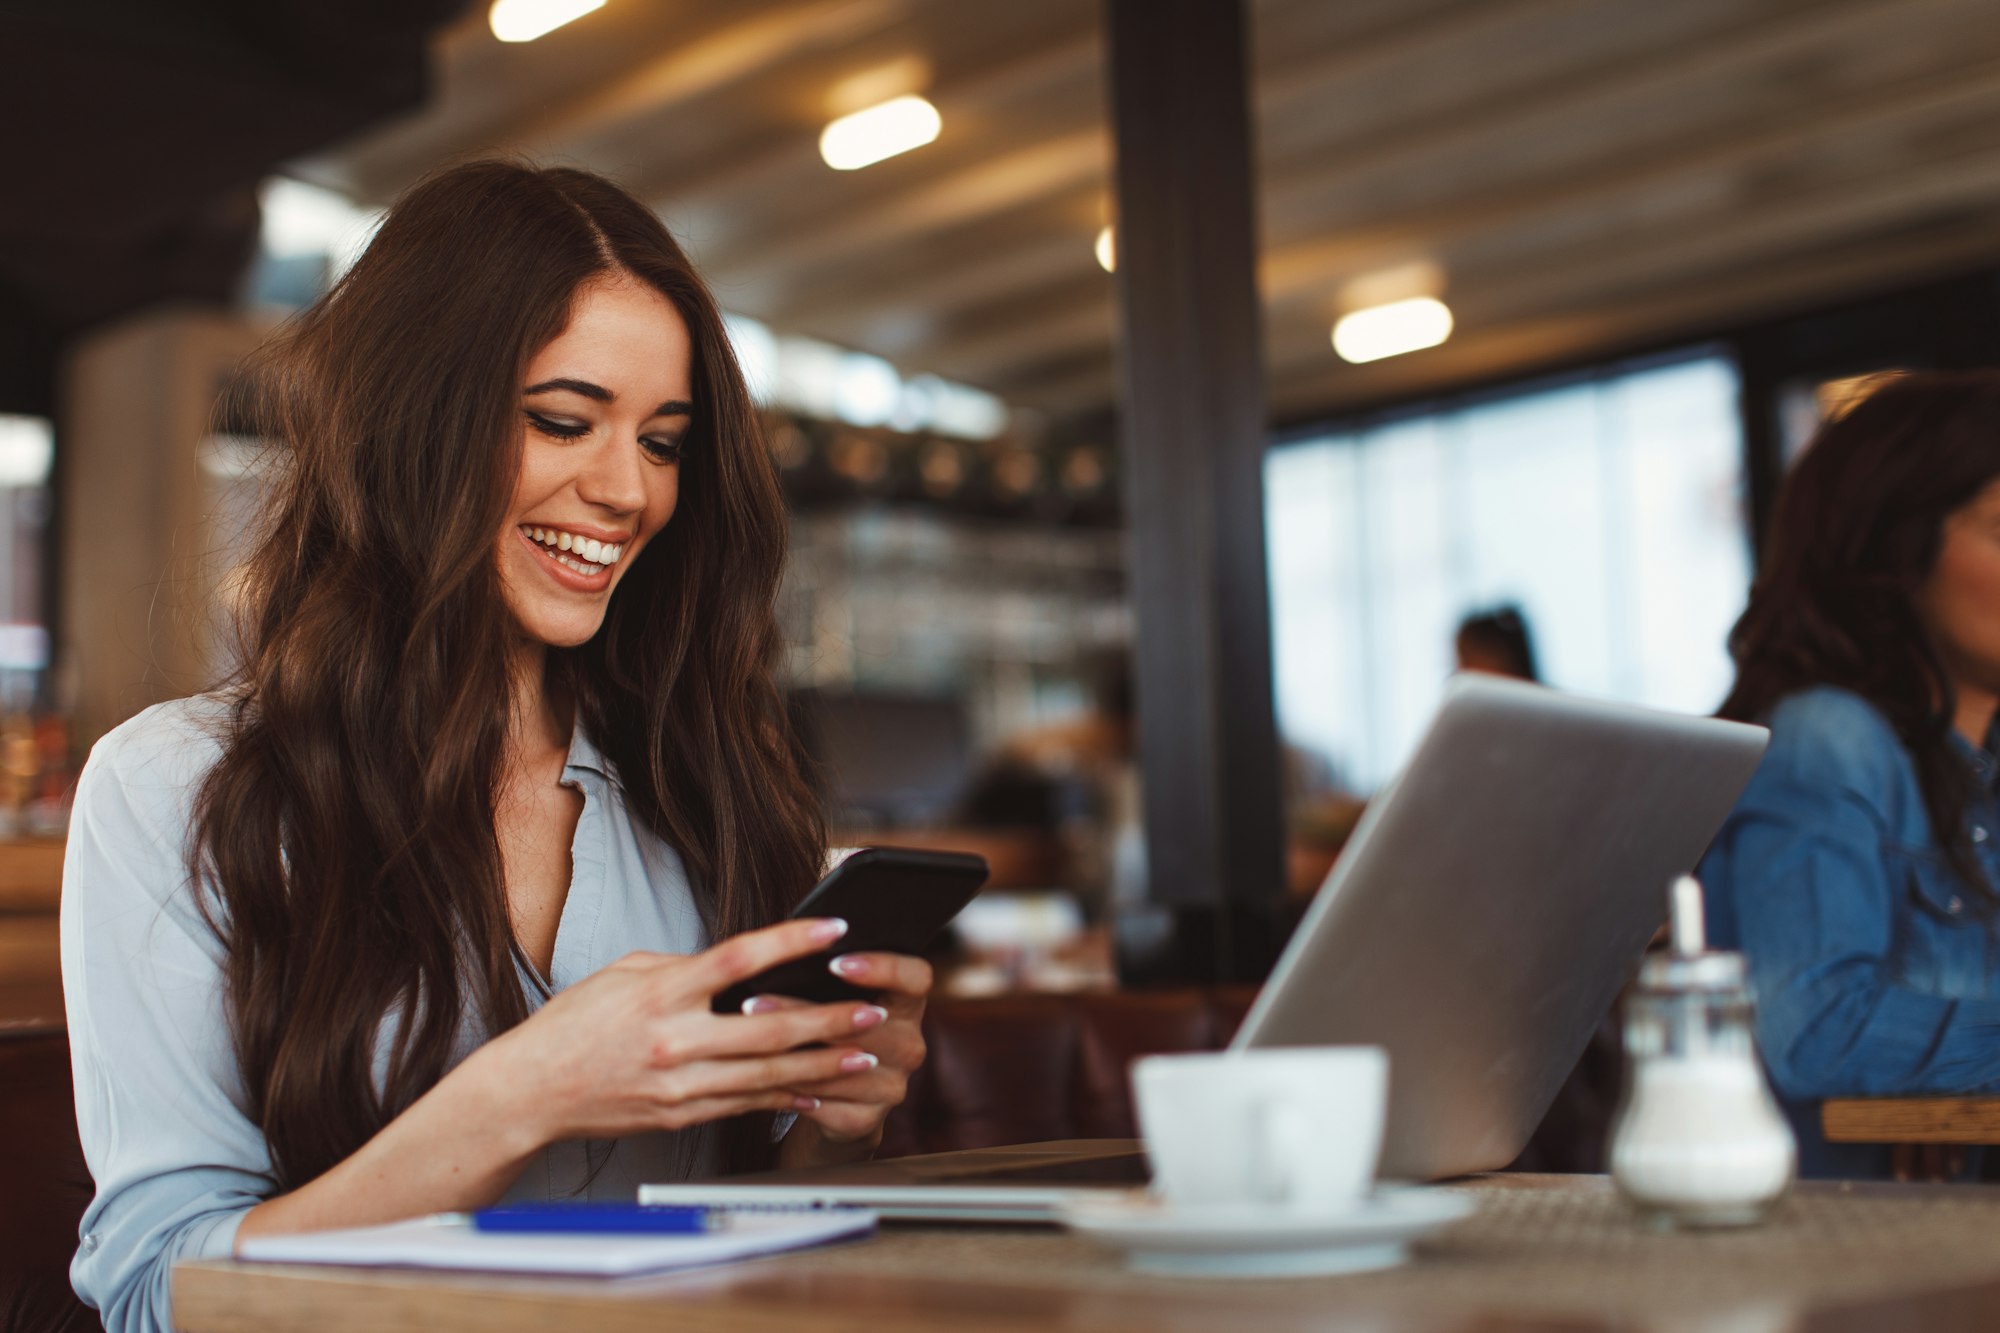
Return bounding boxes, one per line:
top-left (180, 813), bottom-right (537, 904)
top-left (236, 1208), bottom-right (875, 1276)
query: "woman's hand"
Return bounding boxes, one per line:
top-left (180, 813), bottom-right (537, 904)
top-left (762, 951), bottom-right (934, 1166)
top-left (239, 919), bottom-right (880, 1247)
top-left (476, 917), bottom-right (892, 1148)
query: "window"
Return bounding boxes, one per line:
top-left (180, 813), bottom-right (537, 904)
top-left (1266, 353), bottom-right (1748, 793)
top-left (0, 414), bottom-right (53, 700)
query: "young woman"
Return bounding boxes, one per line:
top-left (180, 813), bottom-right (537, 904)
top-left (61, 161), bottom-right (932, 1331)
top-left (1700, 371), bottom-right (2000, 1179)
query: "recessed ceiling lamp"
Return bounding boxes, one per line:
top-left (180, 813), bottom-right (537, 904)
top-left (1094, 225), bottom-right (1116, 273)
top-left (1332, 297), bottom-right (1453, 363)
top-left (1331, 262), bottom-right (1452, 364)
top-left (489, 0), bottom-right (605, 42)
top-left (820, 95), bottom-right (942, 170)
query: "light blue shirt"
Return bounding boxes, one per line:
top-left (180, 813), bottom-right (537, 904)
top-left (62, 694), bottom-right (721, 1332)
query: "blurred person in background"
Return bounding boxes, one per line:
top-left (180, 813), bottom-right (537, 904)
top-left (953, 655), bottom-right (1140, 910)
top-left (61, 161), bottom-right (933, 1332)
top-left (1454, 604), bottom-right (1540, 682)
top-left (1700, 371), bottom-right (2000, 1181)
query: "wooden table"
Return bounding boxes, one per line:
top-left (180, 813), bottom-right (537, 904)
top-left (173, 1153), bottom-right (2000, 1332)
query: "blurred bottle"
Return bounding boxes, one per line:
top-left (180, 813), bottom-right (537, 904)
top-left (26, 708), bottom-right (70, 837)
top-left (1610, 877), bottom-right (1795, 1227)
top-left (0, 710), bottom-right (35, 838)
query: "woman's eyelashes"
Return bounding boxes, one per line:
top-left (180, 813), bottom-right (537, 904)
top-left (525, 410), bottom-right (589, 440)
top-left (523, 409), bottom-right (686, 463)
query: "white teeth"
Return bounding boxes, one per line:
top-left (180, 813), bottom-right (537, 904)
top-left (522, 524), bottom-right (629, 572)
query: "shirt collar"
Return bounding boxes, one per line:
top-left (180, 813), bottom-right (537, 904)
top-left (1955, 727), bottom-right (2000, 786)
top-left (563, 721), bottom-right (610, 779)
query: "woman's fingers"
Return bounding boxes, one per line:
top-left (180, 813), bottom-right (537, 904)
top-left (737, 994), bottom-right (811, 1014)
top-left (798, 1095), bottom-right (897, 1144)
top-left (658, 1090), bottom-right (814, 1131)
top-left (784, 1066), bottom-right (905, 1104)
top-left (660, 1045), bottom-right (877, 1105)
top-left (824, 952), bottom-right (933, 1004)
top-left (660, 1001), bottom-right (887, 1064)
top-left (681, 917), bottom-right (850, 998)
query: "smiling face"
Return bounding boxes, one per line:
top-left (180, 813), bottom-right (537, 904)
top-left (499, 273), bottom-right (693, 649)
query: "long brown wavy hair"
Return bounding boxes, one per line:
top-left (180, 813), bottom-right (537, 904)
top-left (192, 160), bottom-right (825, 1189)
top-left (1721, 370), bottom-right (2000, 901)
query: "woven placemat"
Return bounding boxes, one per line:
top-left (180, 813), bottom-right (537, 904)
top-left (769, 1180), bottom-right (2000, 1322)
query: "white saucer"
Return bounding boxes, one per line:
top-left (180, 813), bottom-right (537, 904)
top-left (1058, 1187), bottom-right (1477, 1278)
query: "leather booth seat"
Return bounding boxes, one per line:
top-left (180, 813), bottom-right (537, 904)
top-left (0, 1025), bottom-right (95, 1333)
top-left (879, 987), bottom-right (1260, 1159)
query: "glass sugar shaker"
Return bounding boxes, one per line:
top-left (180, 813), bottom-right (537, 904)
top-left (1609, 876), bottom-right (1796, 1228)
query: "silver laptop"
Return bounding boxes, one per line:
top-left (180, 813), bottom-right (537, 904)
top-left (642, 676), bottom-right (1768, 1219)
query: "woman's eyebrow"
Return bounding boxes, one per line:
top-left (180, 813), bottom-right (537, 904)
top-left (525, 377), bottom-right (611, 402)
top-left (525, 379), bottom-right (693, 418)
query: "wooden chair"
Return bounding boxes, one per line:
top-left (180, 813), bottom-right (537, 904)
top-left (1822, 1097), bottom-right (2000, 1182)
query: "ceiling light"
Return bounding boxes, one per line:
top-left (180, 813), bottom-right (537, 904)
top-left (1332, 297), bottom-right (1454, 364)
top-left (1094, 225), bottom-right (1116, 273)
top-left (820, 95), bottom-right (941, 171)
top-left (489, 0), bottom-right (605, 43)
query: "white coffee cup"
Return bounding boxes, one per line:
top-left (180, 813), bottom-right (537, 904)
top-left (1132, 1046), bottom-right (1388, 1213)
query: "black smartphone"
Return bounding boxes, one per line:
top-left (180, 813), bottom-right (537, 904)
top-left (710, 846), bottom-right (989, 1013)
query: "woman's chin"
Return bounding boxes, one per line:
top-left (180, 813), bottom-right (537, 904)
top-left (512, 606), bottom-right (609, 650)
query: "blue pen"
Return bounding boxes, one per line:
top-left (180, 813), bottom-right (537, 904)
top-left (471, 1202), bottom-right (720, 1235)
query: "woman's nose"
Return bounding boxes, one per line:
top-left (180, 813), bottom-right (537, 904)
top-left (576, 437), bottom-right (648, 512)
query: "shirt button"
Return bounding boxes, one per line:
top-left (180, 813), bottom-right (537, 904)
top-left (81, 1232), bottom-right (99, 1253)
top-left (1949, 896), bottom-right (1965, 915)
top-left (1975, 827), bottom-right (1990, 844)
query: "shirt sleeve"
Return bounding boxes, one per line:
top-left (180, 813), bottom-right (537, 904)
top-left (61, 705), bottom-right (274, 1333)
top-left (1707, 696), bottom-right (2000, 1100)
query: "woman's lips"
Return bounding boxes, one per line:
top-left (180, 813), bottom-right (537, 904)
top-left (518, 526), bottom-right (613, 591)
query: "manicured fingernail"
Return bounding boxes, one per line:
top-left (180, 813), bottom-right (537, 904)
top-left (809, 918), bottom-right (850, 944)
top-left (829, 954), bottom-right (868, 978)
top-left (840, 1052), bottom-right (880, 1072)
top-left (793, 1095), bottom-right (822, 1111)
top-left (852, 1005), bottom-right (889, 1029)
top-left (741, 996), bottom-right (780, 1015)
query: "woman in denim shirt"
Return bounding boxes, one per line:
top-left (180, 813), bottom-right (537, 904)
top-left (1699, 372), bottom-right (2000, 1179)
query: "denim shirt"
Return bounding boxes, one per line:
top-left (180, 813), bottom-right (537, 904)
top-left (1697, 685), bottom-right (2000, 1178)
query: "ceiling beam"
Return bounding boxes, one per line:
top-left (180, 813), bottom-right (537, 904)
top-left (927, 39), bottom-right (2000, 391)
top-left (1258, 71), bottom-right (2000, 378)
top-left (1258, 0), bottom-right (1994, 306)
top-left (698, 128), bottom-right (1109, 299)
top-left (1011, 202), bottom-right (2000, 421)
top-left (722, 0), bottom-right (1961, 378)
top-left (1267, 211), bottom-right (2000, 419)
top-left (645, 31), bottom-right (1102, 243)
top-left (1453, 140), bottom-right (2000, 334)
top-left (490, 0), bottom-right (907, 164)
top-left (790, 231), bottom-right (1106, 351)
top-left (912, 297), bottom-right (1115, 385)
top-left (688, 0), bottom-right (1572, 298)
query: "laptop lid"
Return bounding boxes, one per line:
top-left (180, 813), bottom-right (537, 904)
top-left (1231, 675), bottom-right (1767, 1181)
